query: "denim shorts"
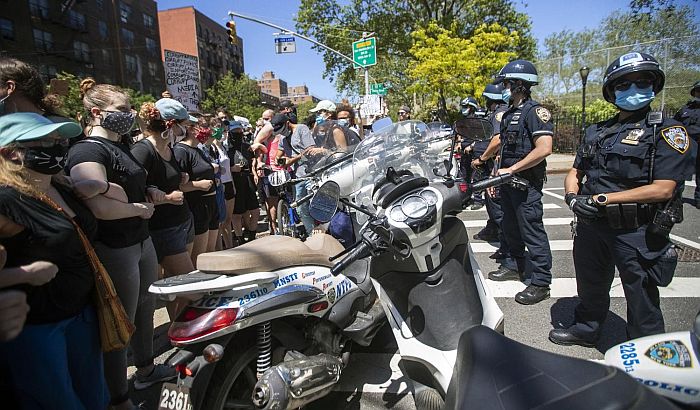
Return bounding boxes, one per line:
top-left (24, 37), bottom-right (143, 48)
top-left (150, 214), bottom-right (195, 262)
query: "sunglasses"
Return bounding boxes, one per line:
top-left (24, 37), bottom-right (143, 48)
top-left (398, 111), bottom-right (407, 115)
top-left (613, 79), bottom-right (654, 92)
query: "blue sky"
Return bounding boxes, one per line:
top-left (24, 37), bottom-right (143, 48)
top-left (156, 0), bottom-right (692, 100)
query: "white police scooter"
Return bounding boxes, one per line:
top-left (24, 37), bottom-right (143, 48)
top-left (604, 312), bottom-right (700, 407)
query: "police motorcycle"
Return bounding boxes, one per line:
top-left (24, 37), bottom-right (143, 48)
top-left (147, 120), bottom-right (507, 410)
top-left (603, 311), bottom-right (700, 407)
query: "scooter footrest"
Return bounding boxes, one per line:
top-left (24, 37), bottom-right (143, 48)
top-left (342, 299), bottom-right (386, 346)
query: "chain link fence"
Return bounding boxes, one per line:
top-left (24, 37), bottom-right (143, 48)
top-left (532, 36), bottom-right (700, 152)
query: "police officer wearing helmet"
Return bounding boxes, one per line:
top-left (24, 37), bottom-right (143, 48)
top-left (550, 52), bottom-right (696, 347)
top-left (673, 80), bottom-right (700, 208)
top-left (472, 83), bottom-right (510, 254)
top-left (477, 59), bottom-right (554, 305)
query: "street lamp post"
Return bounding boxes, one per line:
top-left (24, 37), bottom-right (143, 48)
top-left (579, 66), bottom-right (590, 143)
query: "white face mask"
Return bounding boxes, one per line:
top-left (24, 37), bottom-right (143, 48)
top-left (162, 123), bottom-right (187, 143)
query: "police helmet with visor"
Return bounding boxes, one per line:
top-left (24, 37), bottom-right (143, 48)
top-left (602, 52), bottom-right (665, 103)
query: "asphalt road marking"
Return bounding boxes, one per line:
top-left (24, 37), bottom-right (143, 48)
top-left (670, 234), bottom-right (700, 250)
top-left (686, 180), bottom-right (696, 187)
top-left (462, 203), bottom-right (561, 212)
top-left (484, 277), bottom-right (700, 298)
top-left (464, 218), bottom-right (573, 228)
top-left (542, 189), bottom-right (566, 201)
top-left (470, 240), bottom-right (573, 253)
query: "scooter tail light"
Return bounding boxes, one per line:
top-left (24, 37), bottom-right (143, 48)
top-left (458, 182), bottom-right (468, 193)
top-left (168, 307), bottom-right (239, 343)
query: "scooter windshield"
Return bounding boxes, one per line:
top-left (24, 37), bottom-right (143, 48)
top-left (351, 120), bottom-right (453, 208)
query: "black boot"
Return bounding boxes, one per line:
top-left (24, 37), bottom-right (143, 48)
top-left (243, 229), bottom-right (257, 243)
top-left (515, 284), bottom-right (550, 305)
top-left (488, 266), bottom-right (524, 282)
top-left (235, 236), bottom-right (246, 246)
top-left (548, 326), bottom-right (599, 348)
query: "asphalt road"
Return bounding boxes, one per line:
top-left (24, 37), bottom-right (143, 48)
top-left (131, 174), bottom-right (700, 409)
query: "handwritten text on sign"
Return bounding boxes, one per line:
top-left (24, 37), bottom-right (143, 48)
top-left (164, 50), bottom-right (201, 111)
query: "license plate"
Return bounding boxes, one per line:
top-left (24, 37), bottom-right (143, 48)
top-left (158, 382), bottom-right (192, 410)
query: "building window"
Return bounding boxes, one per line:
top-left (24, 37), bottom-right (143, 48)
top-left (125, 54), bottom-right (137, 73)
top-left (98, 21), bottom-right (108, 40)
top-left (121, 28), bottom-right (134, 46)
top-left (119, 2), bottom-right (131, 23)
top-left (29, 0), bottom-right (49, 19)
top-left (102, 49), bottom-right (111, 64)
top-left (38, 65), bottom-right (57, 81)
top-left (67, 10), bottom-right (86, 31)
top-left (148, 61), bottom-right (157, 77)
top-left (33, 29), bottom-right (52, 51)
top-left (143, 13), bottom-right (154, 29)
top-left (73, 41), bottom-right (90, 62)
top-left (145, 37), bottom-right (157, 56)
top-left (0, 18), bottom-right (13, 40)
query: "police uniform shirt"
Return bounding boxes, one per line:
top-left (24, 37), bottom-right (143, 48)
top-left (499, 99), bottom-right (554, 169)
top-left (473, 104), bottom-right (508, 158)
top-left (674, 100), bottom-right (700, 142)
top-left (574, 111), bottom-right (695, 195)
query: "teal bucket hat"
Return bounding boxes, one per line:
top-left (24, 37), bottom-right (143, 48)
top-left (0, 112), bottom-right (83, 147)
top-left (155, 98), bottom-right (199, 123)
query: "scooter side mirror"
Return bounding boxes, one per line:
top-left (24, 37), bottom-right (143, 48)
top-left (309, 181), bottom-right (341, 223)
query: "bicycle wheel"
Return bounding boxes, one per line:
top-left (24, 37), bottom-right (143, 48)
top-left (277, 199), bottom-right (294, 237)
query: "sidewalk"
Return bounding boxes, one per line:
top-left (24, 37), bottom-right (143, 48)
top-left (547, 153), bottom-right (575, 174)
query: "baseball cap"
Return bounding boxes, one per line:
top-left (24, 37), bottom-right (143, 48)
top-left (0, 112), bottom-right (82, 147)
top-left (309, 100), bottom-right (337, 113)
top-left (271, 113), bottom-right (290, 132)
top-left (155, 98), bottom-right (199, 123)
top-left (279, 100), bottom-right (294, 109)
top-left (228, 121), bottom-right (244, 131)
top-left (398, 105), bottom-right (411, 114)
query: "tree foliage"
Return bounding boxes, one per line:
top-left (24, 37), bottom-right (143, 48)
top-left (295, 0), bottom-right (535, 94)
top-left (200, 73), bottom-right (264, 121)
top-left (407, 22), bottom-right (518, 115)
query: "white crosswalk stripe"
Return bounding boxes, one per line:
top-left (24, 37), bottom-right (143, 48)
top-left (463, 217), bottom-right (573, 228)
top-left (461, 202), bottom-right (561, 212)
top-left (470, 239), bottom-right (574, 253)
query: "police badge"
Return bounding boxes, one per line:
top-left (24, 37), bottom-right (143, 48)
top-left (535, 107), bottom-right (551, 123)
top-left (661, 126), bottom-right (690, 153)
top-left (326, 288), bottom-right (336, 304)
top-left (621, 129), bottom-right (644, 145)
top-left (645, 340), bottom-right (692, 368)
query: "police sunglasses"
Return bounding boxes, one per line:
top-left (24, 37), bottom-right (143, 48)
top-left (613, 79), bottom-right (654, 92)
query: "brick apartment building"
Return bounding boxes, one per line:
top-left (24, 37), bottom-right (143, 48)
top-left (257, 71), bottom-right (319, 107)
top-left (158, 6), bottom-right (244, 92)
top-left (0, 0), bottom-right (165, 95)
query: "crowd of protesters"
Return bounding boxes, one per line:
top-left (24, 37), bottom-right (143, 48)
top-left (0, 56), bottom-right (368, 409)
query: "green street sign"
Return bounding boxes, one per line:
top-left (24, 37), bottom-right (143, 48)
top-left (352, 37), bottom-right (376, 68)
top-left (370, 83), bottom-right (387, 95)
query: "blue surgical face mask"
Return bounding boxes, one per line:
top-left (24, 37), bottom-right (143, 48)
top-left (614, 84), bottom-right (655, 111)
top-left (315, 114), bottom-right (326, 125)
top-left (337, 118), bottom-right (349, 127)
top-left (501, 88), bottom-right (512, 103)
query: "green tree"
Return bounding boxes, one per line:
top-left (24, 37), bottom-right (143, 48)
top-left (407, 22), bottom-right (517, 116)
top-left (295, 0), bottom-right (534, 94)
top-left (201, 73), bottom-right (264, 121)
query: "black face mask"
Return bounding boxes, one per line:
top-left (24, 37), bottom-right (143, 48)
top-left (230, 131), bottom-right (244, 142)
top-left (288, 111), bottom-right (298, 124)
top-left (23, 144), bottom-right (68, 175)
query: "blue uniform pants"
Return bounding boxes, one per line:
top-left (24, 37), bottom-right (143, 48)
top-left (500, 184), bottom-right (552, 286)
top-left (572, 221), bottom-right (671, 339)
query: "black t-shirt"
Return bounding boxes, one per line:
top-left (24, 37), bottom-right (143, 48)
top-left (131, 139), bottom-right (191, 230)
top-left (226, 137), bottom-right (254, 174)
top-left (65, 137), bottom-right (149, 248)
top-left (0, 183), bottom-right (95, 324)
top-left (173, 143), bottom-right (215, 204)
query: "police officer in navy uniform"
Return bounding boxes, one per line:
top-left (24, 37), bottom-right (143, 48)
top-left (471, 83), bottom-right (508, 248)
top-left (477, 60), bottom-right (554, 305)
top-left (673, 81), bottom-right (700, 208)
top-left (550, 52), bottom-right (696, 347)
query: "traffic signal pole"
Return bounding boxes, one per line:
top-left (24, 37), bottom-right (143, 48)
top-left (227, 11), bottom-right (370, 96)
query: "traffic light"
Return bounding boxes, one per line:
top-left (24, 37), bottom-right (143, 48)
top-left (226, 21), bottom-right (237, 45)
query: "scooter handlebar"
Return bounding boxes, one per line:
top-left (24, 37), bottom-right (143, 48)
top-left (467, 173), bottom-right (513, 193)
top-left (330, 242), bottom-right (371, 276)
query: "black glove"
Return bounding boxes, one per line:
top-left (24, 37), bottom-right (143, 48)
top-left (567, 194), bottom-right (599, 220)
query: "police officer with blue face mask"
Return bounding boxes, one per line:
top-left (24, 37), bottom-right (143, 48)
top-left (673, 81), bottom-right (700, 208)
top-left (478, 59), bottom-right (554, 305)
top-left (550, 52), bottom-right (696, 347)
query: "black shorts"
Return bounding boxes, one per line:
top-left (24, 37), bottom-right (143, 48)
top-left (257, 174), bottom-right (279, 202)
top-left (150, 215), bottom-right (195, 262)
top-left (224, 181), bottom-right (235, 200)
top-left (189, 195), bottom-right (219, 235)
top-left (233, 173), bottom-right (260, 214)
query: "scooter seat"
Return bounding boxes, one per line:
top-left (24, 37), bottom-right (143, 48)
top-left (197, 233), bottom-right (345, 275)
top-left (445, 326), bottom-right (678, 410)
